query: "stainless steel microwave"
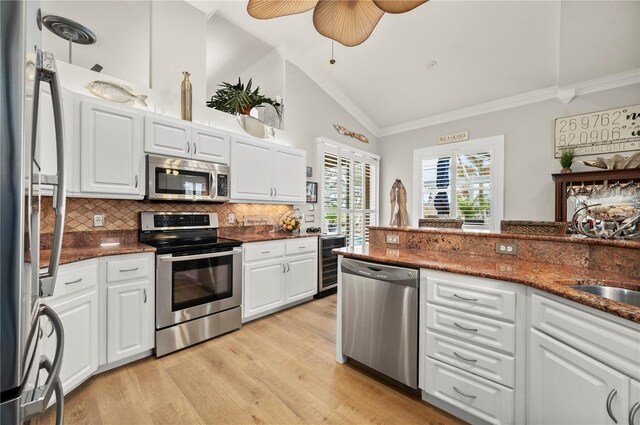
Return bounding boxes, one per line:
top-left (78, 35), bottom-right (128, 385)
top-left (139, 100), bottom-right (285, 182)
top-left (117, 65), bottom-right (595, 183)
top-left (146, 154), bottom-right (230, 202)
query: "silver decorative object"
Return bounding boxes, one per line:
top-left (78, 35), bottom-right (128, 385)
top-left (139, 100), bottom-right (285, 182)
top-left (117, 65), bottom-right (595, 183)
top-left (85, 80), bottom-right (148, 106)
top-left (237, 114), bottom-right (275, 139)
top-left (181, 71), bottom-right (192, 122)
top-left (41, 15), bottom-right (96, 64)
top-left (582, 153), bottom-right (640, 170)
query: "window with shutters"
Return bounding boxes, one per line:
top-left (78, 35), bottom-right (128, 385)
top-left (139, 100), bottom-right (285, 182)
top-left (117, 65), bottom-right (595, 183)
top-left (318, 140), bottom-right (379, 247)
top-left (413, 136), bottom-right (504, 232)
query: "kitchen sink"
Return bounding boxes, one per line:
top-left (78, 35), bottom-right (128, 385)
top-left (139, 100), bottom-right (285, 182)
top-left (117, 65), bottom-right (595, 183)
top-left (569, 285), bottom-right (640, 308)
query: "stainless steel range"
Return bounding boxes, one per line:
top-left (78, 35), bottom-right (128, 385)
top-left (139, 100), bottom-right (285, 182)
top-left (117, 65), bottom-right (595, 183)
top-left (140, 212), bottom-right (242, 356)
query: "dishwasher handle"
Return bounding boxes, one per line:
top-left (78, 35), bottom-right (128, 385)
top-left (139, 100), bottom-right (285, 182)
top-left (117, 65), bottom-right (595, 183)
top-left (341, 258), bottom-right (418, 288)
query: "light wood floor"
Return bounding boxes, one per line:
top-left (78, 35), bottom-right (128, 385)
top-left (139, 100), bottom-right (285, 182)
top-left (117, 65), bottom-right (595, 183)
top-left (39, 295), bottom-right (462, 425)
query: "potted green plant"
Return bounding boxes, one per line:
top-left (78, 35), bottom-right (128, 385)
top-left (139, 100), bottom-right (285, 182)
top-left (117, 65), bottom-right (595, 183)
top-left (206, 77), bottom-right (282, 121)
top-left (559, 148), bottom-right (576, 173)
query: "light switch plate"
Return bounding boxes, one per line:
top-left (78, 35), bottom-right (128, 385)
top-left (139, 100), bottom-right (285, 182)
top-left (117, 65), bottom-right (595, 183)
top-left (495, 242), bottom-right (518, 255)
top-left (386, 234), bottom-right (400, 244)
top-left (93, 214), bottom-right (104, 227)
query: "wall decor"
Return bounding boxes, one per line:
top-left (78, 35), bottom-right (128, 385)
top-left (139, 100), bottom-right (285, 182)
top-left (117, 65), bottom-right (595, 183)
top-left (306, 181), bottom-right (318, 203)
top-left (554, 104), bottom-right (640, 158)
top-left (582, 152), bottom-right (640, 170)
top-left (439, 131), bottom-right (469, 144)
top-left (305, 214), bottom-right (315, 223)
top-left (180, 71), bottom-right (192, 121)
top-left (306, 166), bottom-right (313, 178)
top-left (85, 80), bottom-right (148, 106)
top-left (333, 124), bottom-right (369, 143)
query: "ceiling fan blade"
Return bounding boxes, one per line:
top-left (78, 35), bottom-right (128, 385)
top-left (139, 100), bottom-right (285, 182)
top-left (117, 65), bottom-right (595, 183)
top-left (247, 0), bottom-right (318, 19)
top-left (313, 0), bottom-right (385, 47)
top-left (372, 0), bottom-right (428, 14)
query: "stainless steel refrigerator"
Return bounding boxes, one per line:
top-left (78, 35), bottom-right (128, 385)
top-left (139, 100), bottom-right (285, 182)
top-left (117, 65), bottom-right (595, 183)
top-left (1, 1), bottom-right (67, 423)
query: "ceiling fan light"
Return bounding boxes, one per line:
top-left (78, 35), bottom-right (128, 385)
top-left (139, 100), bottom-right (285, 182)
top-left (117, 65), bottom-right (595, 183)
top-left (313, 0), bottom-right (385, 47)
top-left (372, 0), bottom-right (428, 14)
top-left (247, 0), bottom-right (319, 19)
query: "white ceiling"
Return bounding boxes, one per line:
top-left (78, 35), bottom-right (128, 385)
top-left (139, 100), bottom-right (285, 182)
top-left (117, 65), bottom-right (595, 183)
top-left (188, 0), bottom-right (640, 135)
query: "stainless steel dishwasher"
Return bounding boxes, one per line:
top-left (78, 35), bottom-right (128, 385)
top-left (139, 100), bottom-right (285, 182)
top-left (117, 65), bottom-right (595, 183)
top-left (341, 258), bottom-right (419, 388)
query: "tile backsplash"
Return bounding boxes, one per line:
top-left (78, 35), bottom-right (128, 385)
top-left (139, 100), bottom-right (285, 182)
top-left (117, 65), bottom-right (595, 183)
top-left (40, 196), bottom-right (292, 233)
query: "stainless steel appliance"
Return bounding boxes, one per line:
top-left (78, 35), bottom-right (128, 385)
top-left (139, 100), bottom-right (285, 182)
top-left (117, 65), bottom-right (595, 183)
top-left (315, 234), bottom-right (346, 298)
top-left (140, 212), bottom-right (242, 356)
top-left (1, 2), bottom-right (67, 423)
top-left (146, 154), bottom-right (230, 202)
top-left (341, 258), bottom-right (419, 389)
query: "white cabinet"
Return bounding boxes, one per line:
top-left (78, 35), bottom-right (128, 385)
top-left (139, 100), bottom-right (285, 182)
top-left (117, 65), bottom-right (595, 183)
top-left (231, 137), bottom-right (306, 203)
top-left (80, 99), bottom-right (144, 196)
top-left (145, 117), bottom-right (231, 164)
top-left (529, 328), bottom-right (630, 425)
top-left (106, 281), bottom-right (151, 363)
top-left (243, 238), bottom-right (318, 321)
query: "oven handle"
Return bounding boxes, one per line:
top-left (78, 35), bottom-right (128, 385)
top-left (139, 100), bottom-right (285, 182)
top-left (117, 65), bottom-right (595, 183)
top-left (159, 248), bottom-right (242, 263)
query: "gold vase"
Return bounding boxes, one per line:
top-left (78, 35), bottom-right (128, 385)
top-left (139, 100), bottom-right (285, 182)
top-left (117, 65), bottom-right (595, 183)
top-left (180, 71), bottom-right (192, 122)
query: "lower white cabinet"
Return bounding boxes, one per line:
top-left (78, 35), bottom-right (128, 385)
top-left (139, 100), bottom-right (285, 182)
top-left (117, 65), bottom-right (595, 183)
top-left (106, 280), bottom-right (152, 363)
top-left (243, 238), bottom-right (318, 321)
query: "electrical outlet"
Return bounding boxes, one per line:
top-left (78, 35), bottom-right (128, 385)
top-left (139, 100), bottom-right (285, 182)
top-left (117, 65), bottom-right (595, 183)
top-left (386, 234), bottom-right (400, 244)
top-left (495, 242), bottom-right (518, 255)
top-left (227, 213), bottom-right (236, 225)
top-left (93, 214), bottom-right (104, 227)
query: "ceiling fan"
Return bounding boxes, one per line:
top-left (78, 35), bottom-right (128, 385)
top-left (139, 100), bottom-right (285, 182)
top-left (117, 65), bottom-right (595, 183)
top-left (247, 0), bottom-right (428, 47)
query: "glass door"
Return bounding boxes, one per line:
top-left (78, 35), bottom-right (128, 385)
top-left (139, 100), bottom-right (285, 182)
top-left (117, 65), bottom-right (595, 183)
top-left (171, 252), bottom-right (234, 311)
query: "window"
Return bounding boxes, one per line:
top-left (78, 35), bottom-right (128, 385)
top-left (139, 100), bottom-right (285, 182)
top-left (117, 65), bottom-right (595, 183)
top-left (413, 136), bottom-right (504, 231)
top-left (318, 139), bottom-right (379, 247)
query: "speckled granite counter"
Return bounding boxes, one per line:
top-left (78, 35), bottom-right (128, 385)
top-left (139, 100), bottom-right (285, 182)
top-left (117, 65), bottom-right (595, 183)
top-left (39, 230), bottom-right (155, 268)
top-left (334, 245), bottom-right (640, 323)
top-left (219, 225), bottom-right (319, 243)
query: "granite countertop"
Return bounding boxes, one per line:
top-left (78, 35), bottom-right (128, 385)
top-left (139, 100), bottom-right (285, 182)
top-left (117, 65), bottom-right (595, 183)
top-left (334, 245), bottom-right (640, 323)
top-left (228, 231), bottom-right (320, 243)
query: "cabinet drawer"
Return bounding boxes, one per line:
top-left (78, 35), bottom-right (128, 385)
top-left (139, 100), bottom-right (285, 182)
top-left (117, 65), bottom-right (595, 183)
top-left (426, 330), bottom-right (515, 388)
top-left (426, 272), bottom-right (517, 322)
top-left (531, 292), bottom-right (640, 380)
top-left (52, 260), bottom-right (98, 299)
top-left (106, 257), bottom-right (150, 283)
top-left (427, 304), bottom-right (516, 354)
top-left (425, 357), bottom-right (514, 425)
top-left (244, 242), bottom-right (285, 262)
top-left (285, 238), bottom-right (317, 255)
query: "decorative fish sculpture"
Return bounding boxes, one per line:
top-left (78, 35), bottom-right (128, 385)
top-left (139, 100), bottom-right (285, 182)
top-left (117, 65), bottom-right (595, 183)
top-left (333, 124), bottom-right (369, 144)
top-left (85, 80), bottom-right (148, 106)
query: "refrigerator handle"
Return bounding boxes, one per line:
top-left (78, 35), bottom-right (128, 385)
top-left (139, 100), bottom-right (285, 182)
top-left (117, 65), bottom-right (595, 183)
top-left (22, 305), bottom-right (65, 422)
top-left (34, 50), bottom-right (67, 298)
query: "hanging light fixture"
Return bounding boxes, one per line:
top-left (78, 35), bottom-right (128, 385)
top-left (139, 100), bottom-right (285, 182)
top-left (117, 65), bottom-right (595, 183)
top-left (247, 0), bottom-right (428, 47)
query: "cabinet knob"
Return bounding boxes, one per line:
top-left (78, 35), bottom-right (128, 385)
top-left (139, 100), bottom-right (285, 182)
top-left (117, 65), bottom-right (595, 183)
top-left (187, 141), bottom-right (191, 153)
top-left (135, 175), bottom-right (139, 188)
top-left (143, 288), bottom-right (147, 303)
top-left (629, 402), bottom-right (640, 425)
top-left (606, 389), bottom-right (618, 424)
top-left (194, 143), bottom-right (197, 155)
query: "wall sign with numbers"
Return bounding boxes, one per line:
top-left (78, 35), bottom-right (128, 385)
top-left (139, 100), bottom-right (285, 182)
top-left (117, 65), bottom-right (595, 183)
top-left (554, 105), bottom-right (640, 158)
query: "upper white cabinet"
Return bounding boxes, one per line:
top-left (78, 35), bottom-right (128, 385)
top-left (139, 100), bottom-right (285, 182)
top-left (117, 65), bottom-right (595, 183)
top-left (231, 137), bottom-right (306, 203)
top-left (80, 99), bottom-right (144, 196)
top-left (145, 116), bottom-right (230, 164)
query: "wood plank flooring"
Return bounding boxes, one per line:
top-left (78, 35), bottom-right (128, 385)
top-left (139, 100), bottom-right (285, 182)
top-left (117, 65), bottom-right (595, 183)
top-left (38, 295), bottom-right (462, 425)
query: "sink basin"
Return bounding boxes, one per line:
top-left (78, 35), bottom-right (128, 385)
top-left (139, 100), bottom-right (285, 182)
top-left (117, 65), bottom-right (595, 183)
top-left (569, 285), bottom-right (640, 308)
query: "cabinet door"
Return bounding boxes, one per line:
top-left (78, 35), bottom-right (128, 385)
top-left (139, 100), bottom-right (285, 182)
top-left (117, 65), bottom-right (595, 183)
top-left (243, 261), bottom-right (285, 319)
top-left (192, 126), bottom-right (230, 164)
top-left (107, 280), bottom-right (151, 363)
top-left (231, 137), bottom-right (273, 201)
top-left (44, 290), bottom-right (99, 394)
top-left (80, 100), bottom-right (143, 195)
top-left (144, 116), bottom-right (191, 158)
top-left (272, 146), bottom-right (306, 203)
top-left (529, 329), bottom-right (630, 425)
top-left (286, 255), bottom-right (317, 302)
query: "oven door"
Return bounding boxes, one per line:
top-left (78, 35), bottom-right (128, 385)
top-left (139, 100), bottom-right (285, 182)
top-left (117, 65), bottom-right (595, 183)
top-left (156, 248), bottom-right (242, 329)
top-left (147, 157), bottom-right (214, 202)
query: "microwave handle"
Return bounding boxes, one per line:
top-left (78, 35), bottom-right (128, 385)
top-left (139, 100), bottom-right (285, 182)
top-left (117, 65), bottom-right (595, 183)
top-left (210, 173), bottom-right (215, 197)
top-left (159, 248), bottom-right (242, 263)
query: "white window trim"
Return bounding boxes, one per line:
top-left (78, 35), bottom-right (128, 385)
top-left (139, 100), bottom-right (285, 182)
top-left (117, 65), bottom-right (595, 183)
top-left (412, 135), bottom-right (504, 232)
top-left (317, 137), bottom-right (380, 244)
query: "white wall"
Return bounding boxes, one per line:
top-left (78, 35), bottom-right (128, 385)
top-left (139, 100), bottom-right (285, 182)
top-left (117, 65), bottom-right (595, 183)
top-left (378, 84), bottom-right (640, 225)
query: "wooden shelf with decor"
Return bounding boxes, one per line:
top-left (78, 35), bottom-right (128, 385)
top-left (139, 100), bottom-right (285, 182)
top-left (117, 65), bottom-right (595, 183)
top-left (552, 168), bottom-right (640, 222)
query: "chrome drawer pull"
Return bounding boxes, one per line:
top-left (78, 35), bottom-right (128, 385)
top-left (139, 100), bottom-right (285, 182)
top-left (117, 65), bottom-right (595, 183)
top-left (453, 293), bottom-right (478, 302)
top-left (454, 322), bottom-right (478, 332)
top-left (606, 389), bottom-right (618, 424)
top-left (143, 289), bottom-right (147, 303)
top-left (453, 386), bottom-right (477, 399)
top-left (453, 351), bottom-right (478, 363)
top-left (64, 278), bottom-right (82, 285)
top-left (629, 402), bottom-right (639, 425)
top-left (261, 251), bottom-right (271, 254)
top-left (120, 267), bottom-right (139, 272)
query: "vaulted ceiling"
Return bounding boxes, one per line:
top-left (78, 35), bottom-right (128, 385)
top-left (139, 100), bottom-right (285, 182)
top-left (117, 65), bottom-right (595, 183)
top-left (188, 0), bottom-right (640, 136)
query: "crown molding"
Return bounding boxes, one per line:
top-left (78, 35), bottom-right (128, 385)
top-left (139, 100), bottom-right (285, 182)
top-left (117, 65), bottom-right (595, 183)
top-left (378, 68), bottom-right (640, 138)
top-left (239, 48), bottom-right (283, 81)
